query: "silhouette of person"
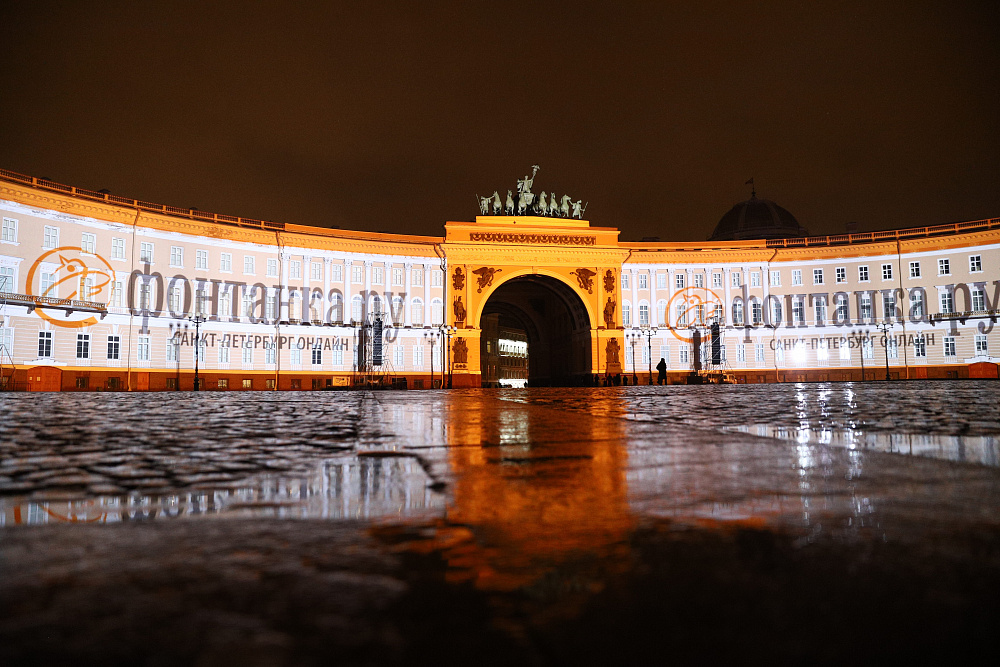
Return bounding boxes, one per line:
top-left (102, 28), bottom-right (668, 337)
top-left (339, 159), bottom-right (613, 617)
top-left (656, 357), bottom-right (667, 385)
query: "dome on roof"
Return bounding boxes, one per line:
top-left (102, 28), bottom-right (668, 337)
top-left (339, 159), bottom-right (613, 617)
top-left (709, 194), bottom-right (807, 242)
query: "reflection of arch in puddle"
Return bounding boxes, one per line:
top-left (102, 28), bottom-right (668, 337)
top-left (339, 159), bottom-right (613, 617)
top-left (437, 392), bottom-right (633, 592)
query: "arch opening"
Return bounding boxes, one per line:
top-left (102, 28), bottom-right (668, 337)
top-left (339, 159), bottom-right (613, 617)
top-left (479, 275), bottom-right (592, 386)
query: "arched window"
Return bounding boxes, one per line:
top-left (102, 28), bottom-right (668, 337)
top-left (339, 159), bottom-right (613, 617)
top-left (371, 294), bottom-right (382, 317)
top-left (622, 301), bottom-right (632, 327)
top-left (656, 300), bottom-right (668, 327)
top-left (638, 301), bottom-right (650, 327)
top-left (412, 298), bottom-right (424, 326)
top-left (351, 295), bottom-right (363, 323)
top-left (431, 298), bottom-right (443, 325)
top-left (391, 296), bottom-right (404, 325)
top-left (330, 292), bottom-right (344, 324)
top-left (288, 291), bottom-right (301, 321)
top-left (732, 299), bottom-right (744, 326)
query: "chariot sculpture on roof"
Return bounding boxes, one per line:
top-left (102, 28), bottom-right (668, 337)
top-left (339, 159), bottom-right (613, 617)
top-left (477, 165), bottom-right (587, 219)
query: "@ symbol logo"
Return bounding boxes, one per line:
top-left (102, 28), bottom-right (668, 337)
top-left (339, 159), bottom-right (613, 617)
top-left (25, 246), bottom-right (115, 329)
top-left (664, 287), bottom-right (723, 341)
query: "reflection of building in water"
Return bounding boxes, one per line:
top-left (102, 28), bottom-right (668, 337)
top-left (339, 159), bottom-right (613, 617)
top-left (0, 456), bottom-right (444, 526)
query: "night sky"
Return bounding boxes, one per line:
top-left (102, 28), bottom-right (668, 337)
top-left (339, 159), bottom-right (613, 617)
top-left (1, 1), bottom-right (998, 241)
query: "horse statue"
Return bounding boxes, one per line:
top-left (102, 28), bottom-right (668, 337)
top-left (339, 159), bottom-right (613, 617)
top-left (505, 190), bottom-right (515, 215)
top-left (490, 191), bottom-right (503, 215)
top-left (548, 192), bottom-right (559, 216)
top-left (535, 191), bottom-right (548, 215)
top-left (571, 200), bottom-right (588, 219)
top-left (477, 194), bottom-right (491, 215)
top-left (559, 194), bottom-right (572, 218)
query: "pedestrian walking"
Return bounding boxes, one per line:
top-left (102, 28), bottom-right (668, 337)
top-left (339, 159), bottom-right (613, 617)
top-left (656, 358), bottom-right (667, 385)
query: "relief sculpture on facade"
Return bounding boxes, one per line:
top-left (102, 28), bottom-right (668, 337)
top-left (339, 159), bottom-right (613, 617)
top-left (603, 297), bottom-right (616, 329)
top-left (453, 338), bottom-right (468, 366)
top-left (453, 267), bottom-right (465, 290)
top-left (571, 268), bottom-right (596, 294)
top-left (473, 267), bottom-right (501, 293)
top-left (453, 296), bottom-right (466, 323)
top-left (603, 269), bottom-right (615, 293)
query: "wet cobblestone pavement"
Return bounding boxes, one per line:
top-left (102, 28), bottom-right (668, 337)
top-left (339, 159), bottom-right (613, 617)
top-left (2, 382), bottom-right (1000, 665)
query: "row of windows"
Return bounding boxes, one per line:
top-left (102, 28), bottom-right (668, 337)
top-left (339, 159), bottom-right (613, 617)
top-left (622, 255), bottom-right (987, 292)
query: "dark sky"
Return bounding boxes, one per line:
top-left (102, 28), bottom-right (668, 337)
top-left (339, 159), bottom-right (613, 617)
top-left (1, 1), bottom-right (998, 241)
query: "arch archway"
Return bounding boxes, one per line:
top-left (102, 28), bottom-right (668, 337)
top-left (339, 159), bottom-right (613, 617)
top-left (479, 274), bottom-right (593, 386)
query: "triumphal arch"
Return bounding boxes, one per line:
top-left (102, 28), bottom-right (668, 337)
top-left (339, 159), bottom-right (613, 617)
top-left (443, 215), bottom-right (630, 387)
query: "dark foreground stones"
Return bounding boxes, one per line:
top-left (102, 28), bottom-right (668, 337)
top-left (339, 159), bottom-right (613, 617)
top-left (2, 516), bottom-right (998, 666)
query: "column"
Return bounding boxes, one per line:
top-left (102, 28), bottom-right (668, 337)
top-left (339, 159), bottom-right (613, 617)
top-left (343, 258), bottom-right (352, 324)
top-left (404, 262), bottom-right (413, 327)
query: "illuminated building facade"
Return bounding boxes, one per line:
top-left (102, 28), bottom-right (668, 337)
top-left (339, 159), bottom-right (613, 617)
top-left (1, 168), bottom-right (998, 390)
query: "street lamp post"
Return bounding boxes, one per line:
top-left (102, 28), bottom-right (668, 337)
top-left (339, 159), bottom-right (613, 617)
top-left (188, 314), bottom-right (206, 391)
top-left (439, 324), bottom-right (456, 388)
top-left (876, 322), bottom-right (893, 381)
top-left (626, 331), bottom-right (638, 385)
top-left (639, 326), bottom-right (658, 384)
top-left (423, 330), bottom-right (440, 389)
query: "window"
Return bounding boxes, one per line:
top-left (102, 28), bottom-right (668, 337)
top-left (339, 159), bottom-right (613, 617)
top-left (312, 342), bottom-right (322, 365)
top-left (975, 334), bottom-right (988, 356)
top-left (712, 272), bottom-right (722, 288)
top-left (638, 273), bottom-right (648, 290)
top-left (265, 344), bottom-right (276, 365)
top-left (1, 217), bottom-right (17, 243)
top-left (751, 272), bottom-right (760, 287)
top-left (193, 249), bottom-right (207, 270)
top-left (858, 266), bottom-right (869, 282)
top-left (862, 338), bottom-right (874, 360)
top-left (972, 286), bottom-right (986, 311)
top-left (675, 303), bottom-right (687, 326)
top-left (940, 291), bottom-right (953, 314)
top-left (137, 336), bottom-right (150, 362)
top-left (289, 346), bottom-right (300, 365)
top-left (350, 295), bottom-right (363, 322)
top-left (693, 273), bottom-right (704, 288)
top-left (914, 335), bottom-right (927, 358)
top-left (938, 258), bottom-right (950, 276)
top-left (411, 268), bottom-right (423, 286)
top-left (836, 294), bottom-right (849, 321)
top-left (882, 263), bottom-right (893, 281)
top-left (639, 303), bottom-right (649, 326)
top-left (220, 253), bottom-right (232, 272)
top-left (882, 292), bottom-right (896, 319)
top-left (140, 242), bottom-right (153, 263)
top-left (679, 346), bottom-right (689, 364)
top-left (656, 273), bottom-right (667, 289)
top-left (770, 270), bottom-right (781, 287)
top-left (657, 301), bottom-right (667, 326)
top-left (970, 255), bottom-right (983, 273)
top-left (887, 338), bottom-right (898, 359)
top-left (219, 345), bottom-right (230, 364)
top-left (860, 293), bottom-right (873, 320)
top-left (170, 246), bottom-right (183, 267)
top-left (909, 261), bottom-right (921, 278)
top-left (352, 265), bottom-right (363, 284)
top-left (0, 266), bottom-right (13, 292)
top-left (392, 268), bottom-right (403, 286)
top-left (623, 302), bottom-right (632, 327)
top-left (0, 329), bottom-right (11, 359)
top-left (770, 298), bottom-right (782, 324)
top-left (813, 296), bottom-right (826, 324)
top-left (621, 273), bottom-right (629, 290)
top-left (242, 345), bottom-right (253, 365)
top-left (840, 341), bottom-right (850, 361)
top-left (751, 300), bottom-right (763, 324)
top-left (412, 299), bottom-right (423, 326)
top-left (311, 262), bottom-right (322, 281)
top-left (911, 290), bottom-right (924, 318)
top-left (414, 345), bottom-right (424, 369)
top-left (431, 270), bottom-right (443, 287)
top-left (266, 258), bottom-right (278, 277)
top-left (107, 335), bottom-right (120, 360)
top-left (731, 300), bottom-right (744, 326)
top-left (139, 282), bottom-right (152, 310)
top-left (242, 289), bottom-right (255, 318)
top-left (111, 237), bottom-right (126, 260)
top-left (43, 225), bottom-right (59, 249)
top-left (218, 289), bottom-right (232, 318)
top-left (813, 269), bottom-right (824, 285)
top-left (674, 273), bottom-right (684, 289)
top-left (792, 298), bottom-right (804, 325)
top-left (431, 298), bottom-right (443, 325)
top-left (835, 267), bottom-right (846, 283)
top-left (731, 272), bottom-right (741, 288)
top-left (332, 345), bottom-right (344, 366)
top-left (290, 260), bottom-right (302, 279)
top-left (112, 280), bottom-right (124, 307)
top-left (217, 378), bottom-right (229, 389)
top-left (169, 285), bottom-right (182, 313)
top-left (243, 379), bottom-right (252, 389)
top-left (943, 336), bottom-right (956, 357)
top-left (714, 303), bottom-right (724, 323)
top-left (331, 264), bottom-right (343, 282)
top-left (166, 337), bottom-right (179, 362)
top-left (372, 266), bottom-right (384, 284)
top-left (243, 256), bottom-right (255, 275)
top-left (817, 340), bottom-right (829, 361)
top-left (265, 292), bottom-right (277, 321)
top-left (75, 333), bottom-right (90, 359)
top-left (791, 270), bottom-right (802, 286)
top-left (81, 232), bottom-right (96, 254)
top-left (393, 344), bottom-right (404, 367)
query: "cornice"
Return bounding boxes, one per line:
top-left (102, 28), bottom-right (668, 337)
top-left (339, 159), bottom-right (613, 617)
top-left (443, 243), bottom-right (630, 266)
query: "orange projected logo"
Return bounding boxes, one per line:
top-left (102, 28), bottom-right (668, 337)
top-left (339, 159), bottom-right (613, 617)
top-left (665, 287), bottom-right (724, 341)
top-left (25, 246), bottom-right (115, 329)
